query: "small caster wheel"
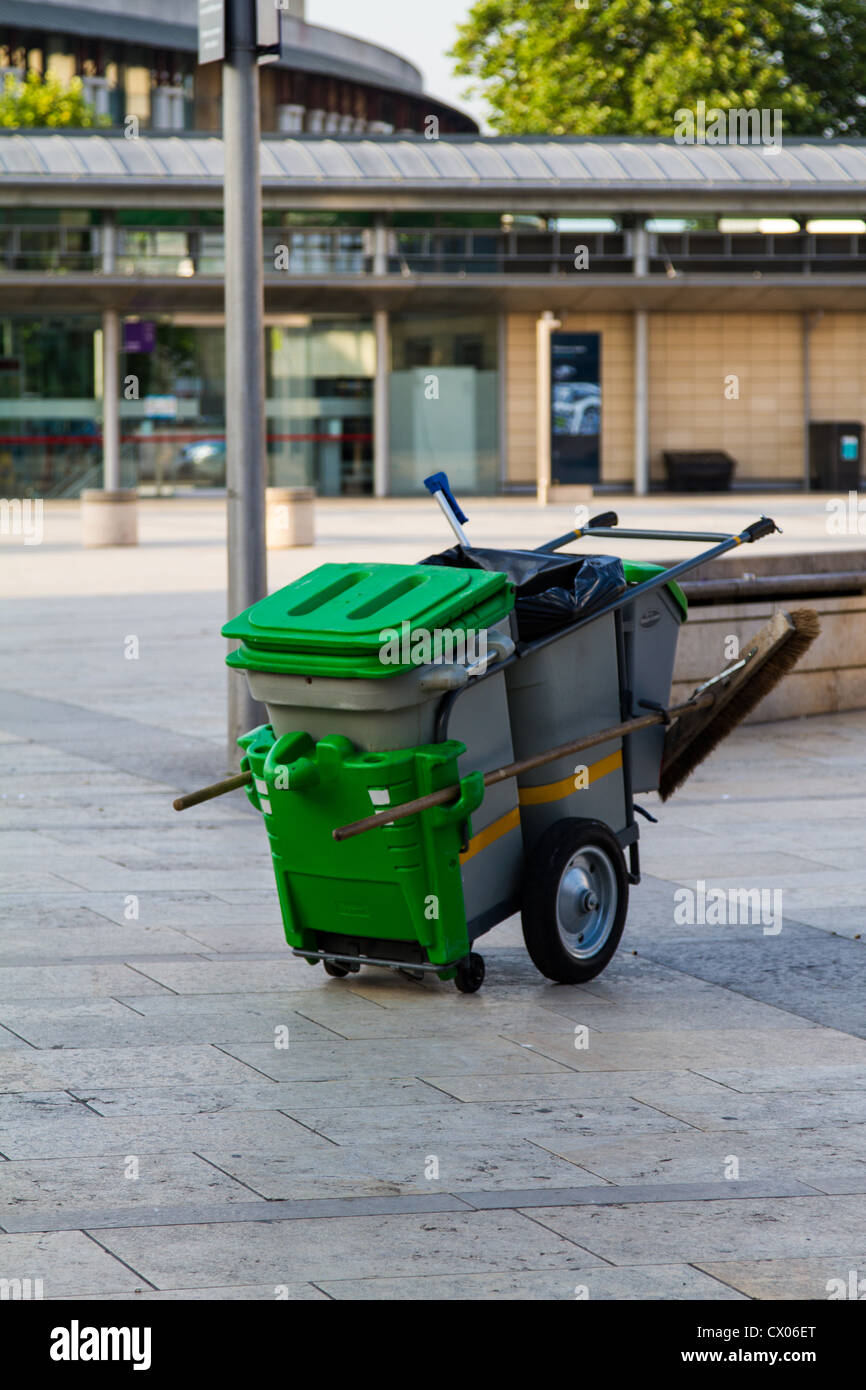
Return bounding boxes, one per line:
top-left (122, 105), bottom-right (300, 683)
top-left (323, 959), bottom-right (350, 978)
top-left (454, 952), bottom-right (485, 994)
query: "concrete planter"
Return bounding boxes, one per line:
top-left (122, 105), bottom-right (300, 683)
top-left (266, 486), bottom-right (316, 548)
top-left (81, 489), bottom-right (138, 548)
top-left (673, 592), bottom-right (866, 722)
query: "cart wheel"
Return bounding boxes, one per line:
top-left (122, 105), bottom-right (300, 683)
top-left (454, 952), bottom-right (485, 994)
top-left (522, 819), bottom-right (628, 984)
top-left (323, 959), bottom-right (351, 978)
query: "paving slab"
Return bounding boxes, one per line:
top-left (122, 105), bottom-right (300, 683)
top-left (277, 1097), bottom-right (693, 1147)
top-left (0, 1230), bottom-right (144, 1296)
top-left (128, 958), bottom-right (383, 994)
top-left (0, 924), bottom-right (203, 962)
top-left (693, 1064), bottom-right (866, 1093)
top-left (527, 1195), bottom-right (866, 1265)
top-left (198, 1141), bottom-right (608, 1200)
top-left (91, 1210), bottom-right (600, 1287)
top-left (0, 1152), bottom-right (257, 1214)
top-left (0, 996), bottom-right (338, 1049)
top-left (72, 1077), bottom-right (438, 1118)
top-left (497, 1026), bottom-right (866, 1072)
top-left (695, 1256), bottom-right (866, 1300)
top-left (0, 963), bottom-right (173, 1000)
top-left (0, 1108), bottom-right (332, 1160)
top-left (627, 1089), bottom-right (866, 1133)
top-left (316, 1265), bottom-right (746, 1300)
top-left (50, 1282), bottom-right (329, 1301)
top-left (81, 890), bottom-right (281, 929)
top-left (218, 1037), bottom-right (575, 1082)
top-left (0, 1044), bottom-right (265, 1093)
top-left (531, 1125), bottom-right (866, 1191)
top-left (419, 1069), bottom-right (733, 1103)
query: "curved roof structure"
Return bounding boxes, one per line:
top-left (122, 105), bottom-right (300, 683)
top-left (3, 133), bottom-right (866, 212)
top-left (2, 0), bottom-right (425, 95)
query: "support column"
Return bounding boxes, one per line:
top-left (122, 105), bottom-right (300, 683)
top-left (536, 310), bottom-right (560, 505)
top-left (373, 307), bottom-right (389, 497)
top-left (373, 214), bottom-right (388, 276)
top-left (632, 223), bottom-right (649, 277)
top-left (102, 309), bottom-right (120, 491)
top-left (802, 310), bottom-right (823, 490)
top-left (633, 309), bottom-right (649, 496)
top-left (632, 220), bottom-right (649, 496)
top-left (497, 311), bottom-right (507, 489)
top-left (81, 207), bottom-right (137, 547)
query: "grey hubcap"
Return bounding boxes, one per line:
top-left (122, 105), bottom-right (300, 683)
top-left (555, 844), bottom-right (618, 960)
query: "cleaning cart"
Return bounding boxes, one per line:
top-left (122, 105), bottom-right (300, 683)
top-left (175, 477), bottom-right (818, 992)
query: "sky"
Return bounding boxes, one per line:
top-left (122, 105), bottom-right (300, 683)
top-left (306, 0), bottom-right (487, 128)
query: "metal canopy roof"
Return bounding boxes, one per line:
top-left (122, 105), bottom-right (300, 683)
top-left (3, 133), bottom-right (866, 212)
top-left (3, 2), bottom-right (428, 99)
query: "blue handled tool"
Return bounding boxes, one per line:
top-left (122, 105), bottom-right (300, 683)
top-left (423, 472), bottom-right (470, 547)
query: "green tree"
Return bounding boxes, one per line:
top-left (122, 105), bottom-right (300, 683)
top-left (451, 0), bottom-right (866, 136)
top-left (0, 70), bottom-right (110, 129)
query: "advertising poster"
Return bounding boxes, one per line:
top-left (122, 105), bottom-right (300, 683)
top-left (551, 331), bottom-right (601, 484)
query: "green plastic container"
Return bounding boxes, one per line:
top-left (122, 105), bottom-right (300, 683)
top-left (623, 561), bottom-right (688, 618)
top-left (223, 561), bottom-right (514, 679)
top-left (239, 724), bottom-right (485, 969)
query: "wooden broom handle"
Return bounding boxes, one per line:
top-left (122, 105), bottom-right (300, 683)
top-left (331, 693), bottom-right (714, 842)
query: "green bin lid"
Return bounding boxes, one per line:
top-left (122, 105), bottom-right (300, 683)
top-left (223, 562), bottom-right (514, 679)
top-left (623, 561), bottom-right (688, 619)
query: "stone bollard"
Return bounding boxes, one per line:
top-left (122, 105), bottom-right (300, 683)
top-left (81, 489), bottom-right (138, 548)
top-left (266, 486), bottom-right (316, 548)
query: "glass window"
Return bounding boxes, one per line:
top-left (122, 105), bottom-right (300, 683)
top-left (389, 314), bottom-right (499, 495)
top-left (0, 315), bottom-right (102, 498)
top-left (268, 317), bottom-right (374, 496)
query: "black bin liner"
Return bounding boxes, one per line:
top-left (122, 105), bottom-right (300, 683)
top-left (420, 545), bottom-right (627, 641)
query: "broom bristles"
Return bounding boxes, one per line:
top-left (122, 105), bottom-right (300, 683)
top-left (658, 608), bottom-right (821, 801)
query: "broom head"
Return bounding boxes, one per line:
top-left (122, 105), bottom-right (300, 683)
top-left (659, 608), bottom-right (821, 801)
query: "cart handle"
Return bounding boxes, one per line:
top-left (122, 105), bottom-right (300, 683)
top-left (423, 471), bottom-right (469, 547)
top-left (538, 521), bottom-right (734, 552)
top-left (524, 516), bottom-right (782, 654)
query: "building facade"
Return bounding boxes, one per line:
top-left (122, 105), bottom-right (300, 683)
top-left (0, 0), bottom-right (475, 136)
top-left (2, 135), bottom-right (866, 498)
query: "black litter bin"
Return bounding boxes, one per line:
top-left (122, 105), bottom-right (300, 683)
top-left (663, 450), bottom-right (736, 492)
top-left (809, 422), bottom-right (863, 491)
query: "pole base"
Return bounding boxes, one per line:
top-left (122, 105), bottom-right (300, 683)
top-left (266, 486), bottom-right (316, 548)
top-left (81, 489), bottom-right (138, 548)
top-left (544, 484), bottom-right (595, 505)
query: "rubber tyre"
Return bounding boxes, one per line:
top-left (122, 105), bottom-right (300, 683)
top-left (454, 952), bottom-right (485, 994)
top-left (323, 959), bottom-right (351, 978)
top-left (521, 818), bottom-right (628, 984)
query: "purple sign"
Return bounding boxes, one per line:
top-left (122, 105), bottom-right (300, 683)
top-left (123, 321), bottom-right (157, 354)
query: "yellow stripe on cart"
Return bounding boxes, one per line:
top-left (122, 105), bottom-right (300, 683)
top-left (459, 749), bottom-right (623, 863)
top-left (517, 748), bottom-right (623, 807)
top-left (460, 805), bottom-right (520, 865)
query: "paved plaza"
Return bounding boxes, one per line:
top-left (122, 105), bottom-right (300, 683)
top-left (1, 496), bottom-right (864, 1299)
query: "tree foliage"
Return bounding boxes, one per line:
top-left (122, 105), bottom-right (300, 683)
top-left (450, 0), bottom-right (866, 136)
top-left (0, 71), bottom-right (110, 129)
